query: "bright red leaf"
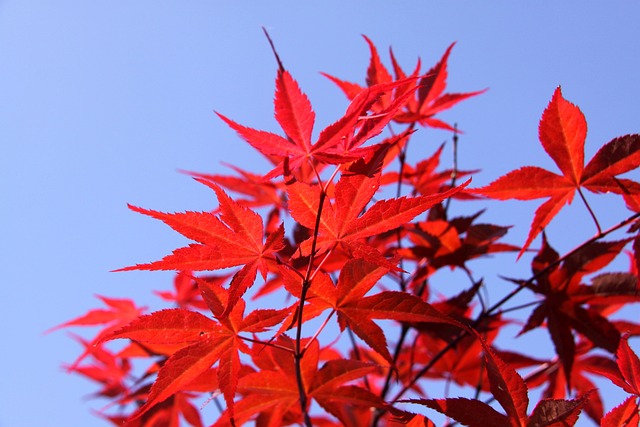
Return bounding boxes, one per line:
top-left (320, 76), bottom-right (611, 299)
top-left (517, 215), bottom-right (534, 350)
top-left (473, 87), bottom-right (640, 255)
top-left (116, 180), bottom-right (285, 316)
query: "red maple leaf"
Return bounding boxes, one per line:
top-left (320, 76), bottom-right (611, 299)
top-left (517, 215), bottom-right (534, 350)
top-left (598, 336), bottom-right (640, 427)
top-left (217, 64), bottom-right (418, 181)
top-left (101, 279), bottom-right (289, 424)
top-left (181, 163), bottom-right (282, 210)
top-left (473, 87), bottom-right (640, 256)
top-left (117, 180), bottom-right (285, 316)
top-left (322, 35), bottom-right (485, 131)
top-left (506, 234), bottom-right (636, 389)
top-left (47, 295), bottom-right (147, 368)
top-left (400, 208), bottom-right (518, 279)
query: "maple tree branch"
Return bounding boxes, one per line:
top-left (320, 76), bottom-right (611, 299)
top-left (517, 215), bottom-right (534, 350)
top-left (484, 211), bottom-right (640, 320)
top-left (385, 328), bottom-right (469, 406)
top-left (262, 27), bottom-right (285, 72)
top-left (577, 186), bottom-right (602, 234)
top-left (378, 324), bottom-right (409, 402)
top-left (499, 299), bottom-right (541, 315)
top-left (293, 186), bottom-right (328, 427)
top-left (394, 127), bottom-right (414, 292)
top-left (444, 123), bottom-right (459, 214)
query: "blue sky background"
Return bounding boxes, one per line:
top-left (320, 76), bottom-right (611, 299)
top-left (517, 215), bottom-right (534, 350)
top-left (2, 2), bottom-right (640, 426)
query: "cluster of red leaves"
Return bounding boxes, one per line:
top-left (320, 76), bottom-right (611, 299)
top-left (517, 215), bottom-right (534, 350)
top-left (54, 34), bottom-right (640, 427)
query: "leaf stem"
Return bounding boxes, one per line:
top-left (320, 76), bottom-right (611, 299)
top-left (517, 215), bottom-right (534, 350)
top-left (238, 335), bottom-right (295, 353)
top-left (577, 186), bottom-right (602, 234)
top-left (303, 309), bottom-right (335, 353)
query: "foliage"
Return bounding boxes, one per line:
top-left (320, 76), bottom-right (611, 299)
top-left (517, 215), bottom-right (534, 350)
top-left (54, 32), bottom-right (640, 427)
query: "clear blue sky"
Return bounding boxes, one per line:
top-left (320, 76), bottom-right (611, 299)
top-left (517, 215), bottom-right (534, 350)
top-left (1, 2), bottom-right (639, 426)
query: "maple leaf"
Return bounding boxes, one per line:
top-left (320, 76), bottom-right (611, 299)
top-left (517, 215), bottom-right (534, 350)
top-left (101, 279), bottom-right (289, 424)
top-left (47, 295), bottom-right (147, 369)
top-left (117, 180), bottom-right (285, 316)
top-left (287, 147), bottom-right (470, 270)
top-left (407, 336), bottom-right (590, 427)
top-left (400, 208), bottom-right (518, 279)
top-left (595, 336), bottom-right (640, 427)
top-left (323, 36), bottom-right (485, 132)
top-left (64, 333), bottom-right (132, 400)
top-left (218, 64), bottom-right (419, 181)
top-left (473, 87), bottom-right (640, 256)
top-left (506, 234), bottom-right (632, 389)
top-left (103, 392), bottom-right (205, 427)
top-left (47, 295), bottom-right (146, 334)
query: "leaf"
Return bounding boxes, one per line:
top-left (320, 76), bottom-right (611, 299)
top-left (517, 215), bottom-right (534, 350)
top-left (401, 210), bottom-right (518, 276)
top-left (482, 341), bottom-right (529, 426)
top-left (131, 339), bottom-right (227, 422)
top-left (218, 69), bottom-right (419, 180)
top-left (323, 37), bottom-right (485, 131)
top-left (408, 397), bottom-right (509, 427)
top-left (47, 295), bottom-right (147, 369)
top-left (47, 295), bottom-right (146, 333)
top-left (614, 336), bottom-right (640, 395)
top-left (513, 236), bottom-right (628, 387)
top-left (116, 181), bottom-right (285, 316)
top-left (289, 157), bottom-right (470, 270)
top-left (282, 258), bottom-right (464, 364)
top-left (523, 341), bottom-right (618, 423)
top-left (154, 271), bottom-right (212, 311)
top-left (526, 394), bottom-right (590, 427)
top-left (99, 308), bottom-right (219, 346)
top-left (102, 286), bottom-right (289, 424)
top-left (473, 87), bottom-right (640, 255)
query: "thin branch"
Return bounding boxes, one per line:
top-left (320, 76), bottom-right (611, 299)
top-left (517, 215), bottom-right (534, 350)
top-left (444, 123), bottom-right (459, 214)
top-left (261, 27), bottom-right (285, 71)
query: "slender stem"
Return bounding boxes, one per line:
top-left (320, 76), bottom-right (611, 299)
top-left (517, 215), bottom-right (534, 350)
top-left (498, 299), bottom-right (541, 316)
top-left (347, 327), bottom-right (373, 391)
top-left (294, 188), bottom-right (328, 427)
top-left (238, 335), bottom-right (295, 353)
top-left (371, 128), bottom-right (415, 427)
top-left (303, 309), bottom-right (335, 353)
top-left (444, 123), bottom-right (459, 214)
top-left (577, 186), bottom-right (602, 234)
